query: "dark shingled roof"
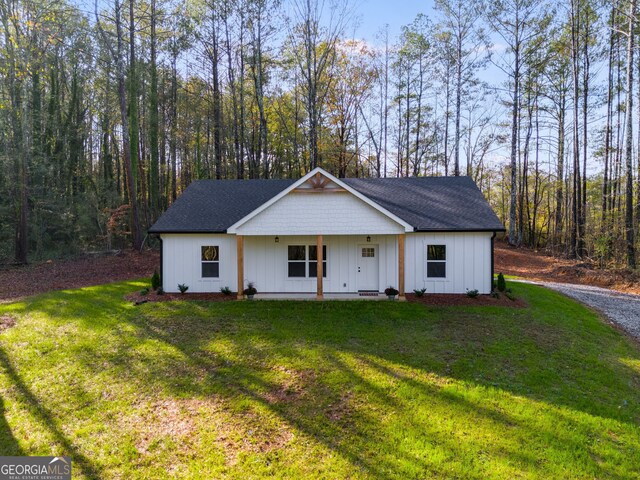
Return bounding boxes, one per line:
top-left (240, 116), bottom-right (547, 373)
top-left (148, 179), bottom-right (295, 233)
top-left (149, 176), bottom-right (504, 233)
top-left (344, 176), bottom-right (505, 231)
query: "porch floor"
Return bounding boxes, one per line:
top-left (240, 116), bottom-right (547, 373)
top-left (253, 293), bottom-right (392, 301)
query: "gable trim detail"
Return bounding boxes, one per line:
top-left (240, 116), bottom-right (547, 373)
top-left (226, 167), bottom-right (414, 234)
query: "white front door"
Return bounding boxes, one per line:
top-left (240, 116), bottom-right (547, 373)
top-left (357, 244), bottom-right (379, 291)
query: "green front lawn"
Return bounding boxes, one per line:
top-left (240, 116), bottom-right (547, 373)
top-left (0, 282), bottom-right (639, 479)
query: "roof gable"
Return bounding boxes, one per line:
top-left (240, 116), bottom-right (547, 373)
top-left (226, 168), bottom-right (413, 233)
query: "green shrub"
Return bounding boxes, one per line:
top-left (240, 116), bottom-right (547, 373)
top-left (466, 289), bottom-right (479, 298)
top-left (220, 286), bottom-right (232, 296)
top-left (140, 287), bottom-right (150, 296)
top-left (156, 287), bottom-right (164, 295)
top-left (151, 269), bottom-right (161, 290)
top-left (413, 288), bottom-right (427, 297)
top-left (497, 273), bottom-right (507, 292)
top-left (178, 284), bottom-right (189, 294)
top-left (505, 291), bottom-right (516, 301)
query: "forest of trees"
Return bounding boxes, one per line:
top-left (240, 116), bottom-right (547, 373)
top-left (1, 0), bottom-right (640, 270)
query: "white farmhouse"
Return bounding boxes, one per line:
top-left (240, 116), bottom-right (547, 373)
top-left (149, 167), bottom-right (505, 298)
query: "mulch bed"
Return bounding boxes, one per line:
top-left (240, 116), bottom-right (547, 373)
top-left (406, 293), bottom-right (527, 308)
top-left (126, 291), bottom-right (236, 304)
top-left (127, 290), bottom-right (527, 308)
top-left (0, 250), bottom-right (159, 303)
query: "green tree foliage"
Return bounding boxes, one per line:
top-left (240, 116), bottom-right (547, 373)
top-left (0, 0), bottom-right (638, 271)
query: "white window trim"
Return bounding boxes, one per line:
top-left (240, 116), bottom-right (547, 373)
top-left (424, 242), bottom-right (448, 281)
top-left (285, 244), bottom-right (328, 280)
top-left (200, 245), bottom-right (221, 281)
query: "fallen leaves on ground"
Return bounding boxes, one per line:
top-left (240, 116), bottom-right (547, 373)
top-left (0, 250), bottom-right (159, 303)
top-left (495, 242), bottom-right (640, 295)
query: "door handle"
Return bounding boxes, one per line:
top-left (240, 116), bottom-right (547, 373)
top-left (358, 267), bottom-right (361, 273)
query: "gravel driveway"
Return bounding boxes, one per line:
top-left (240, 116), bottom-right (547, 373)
top-left (529, 281), bottom-right (640, 340)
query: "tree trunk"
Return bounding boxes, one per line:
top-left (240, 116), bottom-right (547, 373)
top-left (210, 10), bottom-right (223, 179)
top-left (580, 6), bottom-right (590, 259)
top-left (127, 0), bottom-right (143, 250)
top-left (149, 0), bottom-right (160, 219)
top-left (554, 92), bottom-right (565, 247)
top-left (454, 35), bottom-right (462, 177)
top-left (507, 21), bottom-right (520, 246)
top-left (624, 0), bottom-right (636, 268)
top-left (570, 0), bottom-right (581, 259)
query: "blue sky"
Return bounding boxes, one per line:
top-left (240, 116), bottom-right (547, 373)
top-left (351, 0), bottom-right (433, 42)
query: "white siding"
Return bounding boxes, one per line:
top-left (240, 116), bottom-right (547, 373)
top-left (160, 231), bottom-right (493, 295)
top-left (161, 234), bottom-right (237, 293)
top-left (235, 193), bottom-right (405, 235)
top-left (244, 235), bottom-right (397, 293)
top-left (405, 232), bottom-right (493, 294)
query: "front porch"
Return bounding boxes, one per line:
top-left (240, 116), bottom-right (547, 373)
top-left (251, 292), bottom-right (389, 300)
top-left (235, 234), bottom-right (406, 300)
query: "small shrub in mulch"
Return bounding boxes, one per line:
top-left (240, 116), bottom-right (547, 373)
top-left (126, 291), bottom-right (236, 304)
top-left (0, 314), bottom-right (17, 332)
top-left (496, 273), bottom-right (507, 292)
top-left (151, 270), bottom-right (161, 290)
top-left (406, 293), bottom-right (527, 308)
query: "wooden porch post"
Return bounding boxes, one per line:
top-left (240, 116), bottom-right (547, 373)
top-left (237, 235), bottom-right (244, 300)
top-left (398, 233), bottom-right (406, 300)
top-left (316, 234), bottom-right (323, 299)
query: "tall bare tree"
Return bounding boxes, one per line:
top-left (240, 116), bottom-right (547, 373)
top-left (623, 0), bottom-right (636, 268)
top-left (435, 0), bottom-right (488, 177)
top-left (288, 0), bottom-right (350, 170)
top-left (485, 0), bottom-right (550, 246)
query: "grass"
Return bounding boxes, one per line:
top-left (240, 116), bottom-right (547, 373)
top-left (0, 282), bottom-right (639, 479)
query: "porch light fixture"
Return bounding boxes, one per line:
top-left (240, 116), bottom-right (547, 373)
top-left (275, 236), bottom-right (280, 243)
top-left (366, 236), bottom-right (371, 243)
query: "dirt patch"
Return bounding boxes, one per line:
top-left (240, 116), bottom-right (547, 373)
top-left (325, 391), bottom-right (355, 423)
top-left (224, 410), bottom-right (294, 458)
top-left (126, 291), bottom-right (236, 304)
top-left (406, 293), bottom-right (527, 308)
top-left (126, 396), bottom-right (293, 462)
top-left (0, 250), bottom-right (159, 303)
top-left (495, 242), bottom-right (640, 295)
top-left (0, 314), bottom-right (17, 332)
top-left (264, 367), bottom-right (316, 405)
top-left (133, 398), bottom-right (207, 454)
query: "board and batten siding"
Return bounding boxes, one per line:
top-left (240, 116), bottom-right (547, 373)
top-left (234, 193), bottom-right (405, 235)
top-left (161, 234), bottom-right (237, 293)
top-left (405, 232), bottom-right (493, 294)
top-left (243, 235), bottom-right (397, 293)
top-left (160, 231), bottom-right (493, 295)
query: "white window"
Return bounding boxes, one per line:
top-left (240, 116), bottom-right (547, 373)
top-left (288, 245), bottom-right (327, 278)
top-left (426, 245), bottom-right (446, 278)
top-left (201, 246), bottom-right (220, 278)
